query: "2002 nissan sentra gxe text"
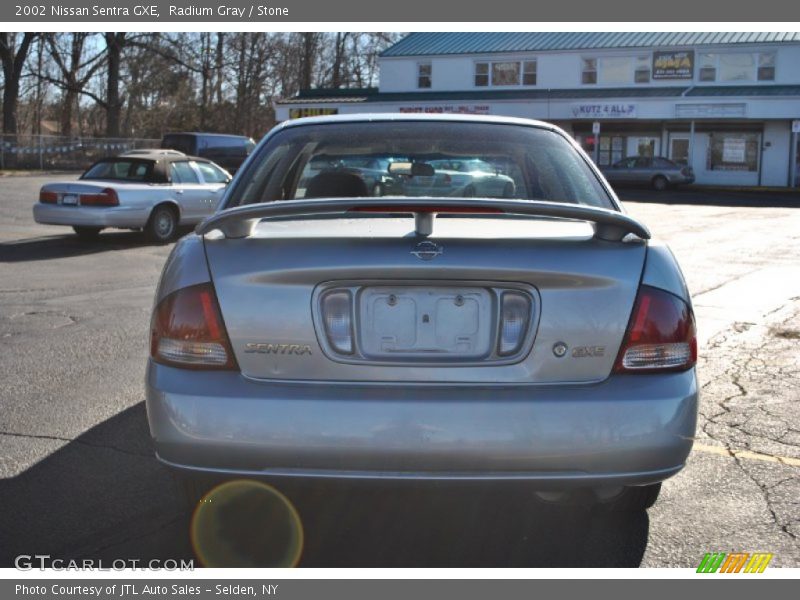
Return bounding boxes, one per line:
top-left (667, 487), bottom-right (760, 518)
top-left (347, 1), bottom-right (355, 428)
top-left (145, 114), bottom-right (698, 513)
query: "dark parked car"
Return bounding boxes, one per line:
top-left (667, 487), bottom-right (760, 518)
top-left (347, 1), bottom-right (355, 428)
top-left (601, 156), bottom-right (694, 191)
top-left (161, 132), bottom-right (256, 174)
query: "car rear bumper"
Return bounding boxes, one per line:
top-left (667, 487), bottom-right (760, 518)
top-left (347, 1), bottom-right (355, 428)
top-left (33, 203), bottom-right (150, 228)
top-left (145, 361), bottom-right (698, 486)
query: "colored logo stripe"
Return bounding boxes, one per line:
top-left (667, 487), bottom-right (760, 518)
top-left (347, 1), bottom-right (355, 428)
top-left (744, 553), bottom-right (773, 573)
top-left (697, 552), bottom-right (773, 573)
top-left (697, 553), bottom-right (727, 573)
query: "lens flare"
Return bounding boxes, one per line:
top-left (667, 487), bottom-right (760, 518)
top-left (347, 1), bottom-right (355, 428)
top-left (190, 479), bottom-right (303, 567)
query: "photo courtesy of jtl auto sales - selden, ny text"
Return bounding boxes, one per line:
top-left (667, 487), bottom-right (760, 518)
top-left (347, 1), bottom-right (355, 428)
top-left (0, 0), bottom-right (799, 597)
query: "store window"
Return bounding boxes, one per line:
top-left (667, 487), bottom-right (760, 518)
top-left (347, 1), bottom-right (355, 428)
top-left (634, 56), bottom-right (651, 83)
top-left (699, 53), bottom-right (717, 81)
top-left (697, 52), bottom-right (775, 83)
top-left (417, 62), bottom-right (432, 89)
top-left (474, 62), bottom-right (489, 87)
top-left (582, 56), bottom-right (651, 85)
top-left (492, 61), bottom-right (520, 86)
top-left (474, 60), bottom-right (538, 87)
top-left (581, 58), bottom-right (597, 84)
top-left (719, 54), bottom-right (755, 82)
top-left (598, 57), bottom-right (631, 84)
top-left (523, 60), bottom-right (537, 85)
top-left (707, 132), bottom-right (759, 172)
top-left (633, 136), bottom-right (658, 158)
top-left (758, 52), bottom-right (776, 81)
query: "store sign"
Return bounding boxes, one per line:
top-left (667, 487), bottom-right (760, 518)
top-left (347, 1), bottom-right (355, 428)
top-left (652, 50), bottom-right (694, 80)
top-left (289, 107), bottom-right (338, 119)
top-left (398, 105), bottom-right (490, 115)
top-left (571, 103), bottom-right (636, 119)
top-left (675, 103), bottom-right (747, 118)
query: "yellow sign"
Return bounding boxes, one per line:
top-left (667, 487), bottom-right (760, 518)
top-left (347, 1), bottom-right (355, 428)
top-left (289, 108), bottom-right (338, 119)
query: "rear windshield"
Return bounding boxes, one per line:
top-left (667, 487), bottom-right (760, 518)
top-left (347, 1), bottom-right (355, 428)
top-left (82, 159), bottom-right (152, 182)
top-left (224, 121), bottom-right (614, 209)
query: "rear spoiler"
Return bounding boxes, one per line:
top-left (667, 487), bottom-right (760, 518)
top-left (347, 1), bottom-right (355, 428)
top-left (195, 197), bottom-right (650, 242)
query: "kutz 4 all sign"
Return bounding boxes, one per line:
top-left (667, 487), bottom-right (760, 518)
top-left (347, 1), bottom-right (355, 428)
top-left (571, 103), bottom-right (636, 119)
top-left (697, 552), bottom-right (773, 573)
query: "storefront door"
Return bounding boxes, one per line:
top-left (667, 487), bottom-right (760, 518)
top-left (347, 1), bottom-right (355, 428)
top-left (795, 137), bottom-right (800, 188)
top-left (669, 135), bottom-right (691, 166)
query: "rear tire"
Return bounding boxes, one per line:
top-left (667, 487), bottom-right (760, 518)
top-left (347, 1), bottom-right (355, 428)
top-left (145, 204), bottom-right (178, 243)
top-left (72, 226), bottom-right (101, 240)
top-left (652, 176), bottom-right (668, 191)
top-left (595, 483), bottom-right (662, 512)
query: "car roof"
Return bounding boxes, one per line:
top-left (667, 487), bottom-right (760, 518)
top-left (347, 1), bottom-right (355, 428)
top-left (100, 152), bottom-right (210, 164)
top-left (163, 132), bottom-right (253, 139)
top-left (274, 112), bottom-right (560, 134)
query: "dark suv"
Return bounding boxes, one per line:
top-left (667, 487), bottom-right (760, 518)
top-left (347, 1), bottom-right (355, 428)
top-left (161, 132), bottom-right (256, 174)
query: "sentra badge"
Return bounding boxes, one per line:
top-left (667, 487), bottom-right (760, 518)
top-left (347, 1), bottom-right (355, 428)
top-left (244, 343), bottom-right (313, 355)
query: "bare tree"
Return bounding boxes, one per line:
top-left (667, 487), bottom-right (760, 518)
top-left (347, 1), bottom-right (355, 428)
top-left (104, 32), bottom-right (126, 137)
top-left (4, 31), bottom-right (399, 141)
top-left (0, 32), bottom-right (37, 136)
top-left (45, 33), bottom-right (104, 136)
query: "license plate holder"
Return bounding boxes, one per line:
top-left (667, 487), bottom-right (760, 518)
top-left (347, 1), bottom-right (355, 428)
top-left (61, 194), bottom-right (78, 206)
top-left (358, 286), bottom-right (492, 360)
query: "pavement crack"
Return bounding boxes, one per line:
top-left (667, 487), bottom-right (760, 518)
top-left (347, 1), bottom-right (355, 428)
top-left (72, 513), bottom-right (188, 560)
top-left (0, 430), bottom-right (152, 459)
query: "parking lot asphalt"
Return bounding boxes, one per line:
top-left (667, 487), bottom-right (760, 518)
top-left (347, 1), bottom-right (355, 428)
top-left (1, 175), bottom-right (798, 568)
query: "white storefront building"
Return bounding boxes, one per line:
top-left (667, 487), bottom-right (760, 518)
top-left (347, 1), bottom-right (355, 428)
top-left (276, 32), bottom-right (800, 188)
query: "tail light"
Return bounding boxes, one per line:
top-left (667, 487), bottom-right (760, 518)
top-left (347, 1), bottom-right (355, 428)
top-left (498, 291), bottom-right (531, 356)
top-left (80, 188), bottom-right (119, 206)
top-left (681, 167), bottom-right (693, 176)
top-left (614, 285), bottom-right (697, 373)
top-left (320, 290), bottom-right (354, 355)
top-left (150, 283), bottom-right (238, 370)
top-left (39, 190), bottom-right (57, 203)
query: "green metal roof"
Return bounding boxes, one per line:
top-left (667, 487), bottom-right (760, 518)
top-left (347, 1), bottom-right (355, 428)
top-left (685, 85), bottom-right (800, 97)
top-left (278, 84), bottom-right (800, 105)
top-left (381, 32), bottom-right (800, 57)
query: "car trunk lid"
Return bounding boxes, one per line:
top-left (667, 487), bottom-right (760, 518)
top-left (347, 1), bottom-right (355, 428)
top-left (202, 209), bottom-right (648, 384)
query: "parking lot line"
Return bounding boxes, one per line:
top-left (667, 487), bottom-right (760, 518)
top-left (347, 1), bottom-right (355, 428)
top-left (693, 442), bottom-right (800, 467)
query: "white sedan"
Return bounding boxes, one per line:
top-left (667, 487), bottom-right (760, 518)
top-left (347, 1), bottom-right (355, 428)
top-left (402, 158), bottom-right (516, 198)
top-left (33, 149), bottom-right (231, 242)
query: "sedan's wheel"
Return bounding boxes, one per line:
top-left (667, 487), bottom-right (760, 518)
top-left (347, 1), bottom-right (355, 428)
top-left (72, 226), bottom-right (101, 240)
top-left (652, 176), bottom-right (668, 192)
top-left (371, 183), bottom-right (384, 197)
top-left (145, 205), bottom-right (178, 243)
top-left (502, 182), bottom-right (515, 198)
top-left (594, 482), bottom-right (662, 512)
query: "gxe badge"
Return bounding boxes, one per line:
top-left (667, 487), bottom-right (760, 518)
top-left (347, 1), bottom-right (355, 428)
top-left (411, 240), bottom-right (443, 261)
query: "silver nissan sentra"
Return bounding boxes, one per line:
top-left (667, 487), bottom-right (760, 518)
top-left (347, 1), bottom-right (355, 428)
top-left (146, 114), bottom-right (698, 512)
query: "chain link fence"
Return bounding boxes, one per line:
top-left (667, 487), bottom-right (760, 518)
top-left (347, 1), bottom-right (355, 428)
top-left (0, 134), bottom-right (161, 171)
